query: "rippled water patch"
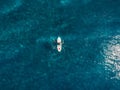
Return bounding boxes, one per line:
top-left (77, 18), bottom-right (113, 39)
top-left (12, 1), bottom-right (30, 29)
top-left (102, 35), bottom-right (120, 79)
top-left (0, 0), bottom-right (22, 14)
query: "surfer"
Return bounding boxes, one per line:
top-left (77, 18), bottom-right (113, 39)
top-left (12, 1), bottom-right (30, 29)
top-left (57, 36), bottom-right (63, 52)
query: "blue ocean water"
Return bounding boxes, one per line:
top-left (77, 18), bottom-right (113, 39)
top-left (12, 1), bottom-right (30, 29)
top-left (0, 0), bottom-right (120, 90)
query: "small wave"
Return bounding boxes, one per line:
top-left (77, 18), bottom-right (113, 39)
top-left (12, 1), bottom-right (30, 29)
top-left (60, 0), bottom-right (92, 6)
top-left (0, 0), bottom-right (22, 14)
top-left (0, 43), bottom-right (24, 62)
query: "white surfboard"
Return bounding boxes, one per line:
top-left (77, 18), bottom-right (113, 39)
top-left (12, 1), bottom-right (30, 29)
top-left (57, 36), bottom-right (62, 52)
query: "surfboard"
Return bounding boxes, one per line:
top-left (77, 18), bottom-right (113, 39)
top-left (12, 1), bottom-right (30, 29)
top-left (57, 36), bottom-right (62, 52)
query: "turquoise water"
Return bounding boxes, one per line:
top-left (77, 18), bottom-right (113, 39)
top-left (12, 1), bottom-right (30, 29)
top-left (0, 0), bottom-right (120, 90)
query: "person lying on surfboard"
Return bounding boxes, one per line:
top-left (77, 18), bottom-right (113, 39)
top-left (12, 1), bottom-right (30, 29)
top-left (57, 36), bottom-right (63, 52)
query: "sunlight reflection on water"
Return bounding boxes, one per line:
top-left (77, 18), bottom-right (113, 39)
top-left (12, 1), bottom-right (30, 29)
top-left (103, 35), bottom-right (120, 79)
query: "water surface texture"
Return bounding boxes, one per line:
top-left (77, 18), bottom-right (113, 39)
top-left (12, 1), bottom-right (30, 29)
top-left (0, 0), bottom-right (120, 90)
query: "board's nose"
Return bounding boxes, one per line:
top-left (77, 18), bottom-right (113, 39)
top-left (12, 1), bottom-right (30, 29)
top-left (57, 37), bottom-right (61, 43)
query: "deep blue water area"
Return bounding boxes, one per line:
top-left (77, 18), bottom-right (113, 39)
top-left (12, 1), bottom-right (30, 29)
top-left (0, 0), bottom-right (120, 90)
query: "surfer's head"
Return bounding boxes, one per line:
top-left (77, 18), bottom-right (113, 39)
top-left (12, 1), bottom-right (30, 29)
top-left (57, 37), bottom-right (61, 43)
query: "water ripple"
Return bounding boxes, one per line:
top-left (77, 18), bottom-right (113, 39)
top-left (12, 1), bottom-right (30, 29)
top-left (102, 35), bottom-right (120, 80)
top-left (0, 0), bottom-right (22, 14)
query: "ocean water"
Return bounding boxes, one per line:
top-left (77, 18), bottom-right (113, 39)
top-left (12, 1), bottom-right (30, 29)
top-left (0, 0), bottom-right (120, 90)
